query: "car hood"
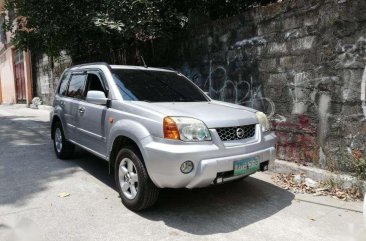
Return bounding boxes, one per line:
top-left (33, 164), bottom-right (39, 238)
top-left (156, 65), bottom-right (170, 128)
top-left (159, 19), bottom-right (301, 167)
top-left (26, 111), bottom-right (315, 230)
top-left (132, 100), bottom-right (258, 128)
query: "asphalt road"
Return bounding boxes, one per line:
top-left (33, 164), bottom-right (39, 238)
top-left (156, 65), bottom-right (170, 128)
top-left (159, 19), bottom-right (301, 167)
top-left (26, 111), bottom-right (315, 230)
top-left (0, 105), bottom-right (365, 241)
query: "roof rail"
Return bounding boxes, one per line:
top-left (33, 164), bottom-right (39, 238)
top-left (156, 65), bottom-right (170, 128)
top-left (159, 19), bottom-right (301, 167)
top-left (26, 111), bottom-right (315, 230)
top-left (159, 67), bottom-right (176, 71)
top-left (71, 62), bottom-right (112, 70)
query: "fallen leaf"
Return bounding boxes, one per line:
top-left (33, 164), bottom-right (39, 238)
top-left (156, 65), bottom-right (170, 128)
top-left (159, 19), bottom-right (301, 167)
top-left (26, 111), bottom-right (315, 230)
top-left (58, 192), bottom-right (70, 198)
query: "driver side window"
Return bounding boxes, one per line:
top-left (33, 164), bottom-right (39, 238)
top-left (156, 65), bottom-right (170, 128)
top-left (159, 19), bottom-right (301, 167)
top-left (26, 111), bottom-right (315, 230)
top-left (85, 73), bottom-right (106, 97)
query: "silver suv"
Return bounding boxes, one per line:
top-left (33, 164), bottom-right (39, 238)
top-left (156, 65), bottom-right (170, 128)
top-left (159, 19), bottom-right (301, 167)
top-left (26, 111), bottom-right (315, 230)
top-left (51, 63), bottom-right (277, 211)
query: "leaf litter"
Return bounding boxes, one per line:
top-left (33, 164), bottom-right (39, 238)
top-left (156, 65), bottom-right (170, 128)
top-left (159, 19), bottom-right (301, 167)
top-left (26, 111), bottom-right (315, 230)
top-left (271, 173), bottom-right (363, 201)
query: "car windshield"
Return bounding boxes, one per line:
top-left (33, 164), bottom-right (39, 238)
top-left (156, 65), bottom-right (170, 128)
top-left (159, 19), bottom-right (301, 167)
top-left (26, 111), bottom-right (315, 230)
top-left (112, 69), bottom-right (208, 102)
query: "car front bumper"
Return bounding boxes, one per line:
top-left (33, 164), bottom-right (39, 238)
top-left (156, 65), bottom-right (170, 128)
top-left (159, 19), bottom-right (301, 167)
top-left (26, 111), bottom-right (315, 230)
top-left (141, 125), bottom-right (277, 189)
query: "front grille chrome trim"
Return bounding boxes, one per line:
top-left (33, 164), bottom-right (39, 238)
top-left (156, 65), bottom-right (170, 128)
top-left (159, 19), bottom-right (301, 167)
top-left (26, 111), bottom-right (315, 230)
top-left (216, 124), bottom-right (256, 141)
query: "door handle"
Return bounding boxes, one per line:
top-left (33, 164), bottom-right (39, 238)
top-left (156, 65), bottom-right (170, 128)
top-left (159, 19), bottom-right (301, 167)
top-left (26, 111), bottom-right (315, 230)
top-left (78, 107), bottom-right (85, 113)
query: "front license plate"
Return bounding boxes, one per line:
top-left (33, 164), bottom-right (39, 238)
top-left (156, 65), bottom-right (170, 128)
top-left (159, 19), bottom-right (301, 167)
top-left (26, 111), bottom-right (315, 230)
top-left (233, 156), bottom-right (260, 176)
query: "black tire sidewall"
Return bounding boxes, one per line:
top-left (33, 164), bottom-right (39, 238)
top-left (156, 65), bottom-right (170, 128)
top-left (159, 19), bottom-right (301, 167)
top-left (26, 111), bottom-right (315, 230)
top-left (115, 147), bottom-right (149, 210)
top-left (53, 122), bottom-right (74, 159)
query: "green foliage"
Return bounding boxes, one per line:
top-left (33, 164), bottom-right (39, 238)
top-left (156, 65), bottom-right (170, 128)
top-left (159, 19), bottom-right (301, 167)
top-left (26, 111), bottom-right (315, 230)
top-left (353, 157), bottom-right (366, 180)
top-left (3, 0), bottom-right (274, 64)
top-left (3, 0), bottom-right (187, 63)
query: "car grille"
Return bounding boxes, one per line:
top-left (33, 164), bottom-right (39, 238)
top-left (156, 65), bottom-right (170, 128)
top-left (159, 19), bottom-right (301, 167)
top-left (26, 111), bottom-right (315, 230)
top-left (216, 124), bottom-right (256, 141)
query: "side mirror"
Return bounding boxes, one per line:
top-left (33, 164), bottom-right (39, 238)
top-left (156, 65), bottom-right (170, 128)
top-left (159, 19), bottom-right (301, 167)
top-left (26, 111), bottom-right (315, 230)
top-left (86, 91), bottom-right (108, 105)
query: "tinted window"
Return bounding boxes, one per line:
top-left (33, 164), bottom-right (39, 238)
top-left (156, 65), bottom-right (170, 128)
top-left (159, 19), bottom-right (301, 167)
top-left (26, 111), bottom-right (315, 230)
top-left (58, 71), bottom-right (70, 96)
top-left (85, 73), bottom-right (105, 93)
top-left (67, 74), bottom-right (86, 99)
top-left (112, 69), bottom-right (208, 102)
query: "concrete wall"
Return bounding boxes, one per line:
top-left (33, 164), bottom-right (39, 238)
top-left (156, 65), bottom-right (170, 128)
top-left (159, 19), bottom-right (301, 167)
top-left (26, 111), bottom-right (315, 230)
top-left (0, 48), bottom-right (16, 104)
top-left (155, 0), bottom-right (366, 172)
top-left (0, 49), bottom-right (33, 105)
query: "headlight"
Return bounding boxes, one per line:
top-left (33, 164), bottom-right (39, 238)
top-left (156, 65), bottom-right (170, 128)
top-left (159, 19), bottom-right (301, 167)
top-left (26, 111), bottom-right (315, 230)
top-left (256, 112), bottom-right (270, 132)
top-left (163, 117), bottom-right (211, 141)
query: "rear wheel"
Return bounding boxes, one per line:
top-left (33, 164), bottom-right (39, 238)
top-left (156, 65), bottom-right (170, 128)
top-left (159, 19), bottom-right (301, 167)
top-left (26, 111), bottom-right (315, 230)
top-left (115, 147), bottom-right (159, 211)
top-left (53, 122), bottom-right (75, 159)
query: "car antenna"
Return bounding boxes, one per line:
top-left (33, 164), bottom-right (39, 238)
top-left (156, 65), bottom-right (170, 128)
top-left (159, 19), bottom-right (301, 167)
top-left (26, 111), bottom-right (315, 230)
top-left (140, 55), bottom-right (148, 68)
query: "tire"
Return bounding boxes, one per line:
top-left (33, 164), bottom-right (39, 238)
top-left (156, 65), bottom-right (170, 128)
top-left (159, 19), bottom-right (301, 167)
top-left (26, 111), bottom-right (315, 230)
top-left (53, 122), bottom-right (75, 159)
top-left (115, 147), bottom-right (159, 211)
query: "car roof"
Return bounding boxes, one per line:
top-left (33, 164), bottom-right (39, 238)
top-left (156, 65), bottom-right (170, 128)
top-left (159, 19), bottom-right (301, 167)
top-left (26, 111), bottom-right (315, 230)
top-left (69, 62), bottom-right (175, 73)
top-left (110, 65), bottom-right (175, 72)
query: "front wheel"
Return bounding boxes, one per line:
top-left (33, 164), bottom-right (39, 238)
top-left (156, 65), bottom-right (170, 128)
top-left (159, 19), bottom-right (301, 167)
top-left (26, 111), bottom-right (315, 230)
top-left (115, 147), bottom-right (159, 211)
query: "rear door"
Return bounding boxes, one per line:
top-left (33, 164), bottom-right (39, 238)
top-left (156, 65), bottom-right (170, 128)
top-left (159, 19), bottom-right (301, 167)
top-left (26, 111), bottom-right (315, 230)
top-left (54, 70), bottom-right (71, 138)
top-left (63, 72), bottom-right (87, 141)
top-left (76, 70), bottom-right (109, 157)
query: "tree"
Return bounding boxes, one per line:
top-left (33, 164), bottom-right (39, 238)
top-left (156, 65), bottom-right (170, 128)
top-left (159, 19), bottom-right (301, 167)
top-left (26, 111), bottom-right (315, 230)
top-left (3, 0), bottom-right (188, 64)
top-left (3, 0), bottom-right (275, 64)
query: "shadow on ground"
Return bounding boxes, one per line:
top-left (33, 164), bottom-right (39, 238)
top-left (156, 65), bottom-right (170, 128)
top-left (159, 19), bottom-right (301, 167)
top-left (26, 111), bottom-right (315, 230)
top-left (139, 177), bottom-right (294, 235)
top-left (0, 116), bottom-right (73, 206)
top-left (73, 150), bottom-right (294, 235)
top-left (71, 149), bottom-right (115, 189)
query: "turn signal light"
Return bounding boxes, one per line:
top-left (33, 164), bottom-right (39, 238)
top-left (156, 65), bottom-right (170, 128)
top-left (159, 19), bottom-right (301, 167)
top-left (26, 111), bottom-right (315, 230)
top-left (163, 117), bottom-right (180, 140)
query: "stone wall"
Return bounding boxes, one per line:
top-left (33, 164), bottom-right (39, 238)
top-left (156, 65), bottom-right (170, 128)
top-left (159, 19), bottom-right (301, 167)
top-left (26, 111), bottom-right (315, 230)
top-left (154, 0), bottom-right (366, 173)
top-left (33, 53), bottom-right (71, 105)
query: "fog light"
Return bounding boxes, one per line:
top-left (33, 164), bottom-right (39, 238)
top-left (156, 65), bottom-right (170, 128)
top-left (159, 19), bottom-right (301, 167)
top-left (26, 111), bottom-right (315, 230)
top-left (180, 161), bottom-right (194, 174)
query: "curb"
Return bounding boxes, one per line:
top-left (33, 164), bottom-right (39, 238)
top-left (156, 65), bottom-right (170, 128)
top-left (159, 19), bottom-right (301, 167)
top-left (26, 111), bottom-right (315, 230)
top-left (272, 159), bottom-right (366, 192)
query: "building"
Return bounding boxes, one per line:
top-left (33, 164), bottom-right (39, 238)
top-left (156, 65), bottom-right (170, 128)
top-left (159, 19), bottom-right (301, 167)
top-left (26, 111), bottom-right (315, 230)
top-left (0, 1), bottom-right (32, 105)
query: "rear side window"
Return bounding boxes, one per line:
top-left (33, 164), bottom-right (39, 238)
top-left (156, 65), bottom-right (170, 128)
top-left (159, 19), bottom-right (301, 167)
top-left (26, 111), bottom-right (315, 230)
top-left (58, 71), bottom-right (71, 96)
top-left (67, 74), bottom-right (86, 99)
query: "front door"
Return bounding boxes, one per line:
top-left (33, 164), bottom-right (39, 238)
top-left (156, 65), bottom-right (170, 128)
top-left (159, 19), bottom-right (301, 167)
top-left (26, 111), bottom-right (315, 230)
top-left (76, 71), bottom-right (108, 157)
top-left (14, 49), bottom-right (26, 103)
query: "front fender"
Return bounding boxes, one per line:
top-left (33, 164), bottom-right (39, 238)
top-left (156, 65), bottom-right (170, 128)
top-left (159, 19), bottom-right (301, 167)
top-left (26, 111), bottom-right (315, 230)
top-left (107, 119), bottom-right (151, 161)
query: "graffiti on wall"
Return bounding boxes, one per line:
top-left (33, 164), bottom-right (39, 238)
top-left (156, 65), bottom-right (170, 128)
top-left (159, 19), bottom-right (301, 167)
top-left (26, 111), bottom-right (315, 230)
top-left (336, 37), bottom-right (366, 69)
top-left (180, 60), bottom-right (276, 117)
top-left (336, 36), bottom-right (366, 121)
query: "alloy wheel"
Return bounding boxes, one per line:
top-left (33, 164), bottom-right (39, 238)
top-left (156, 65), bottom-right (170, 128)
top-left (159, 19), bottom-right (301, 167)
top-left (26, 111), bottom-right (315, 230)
top-left (119, 158), bottom-right (139, 199)
top-left (55, 128), bottom-right (63, 153)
